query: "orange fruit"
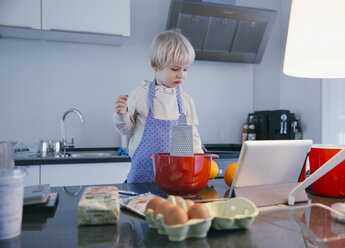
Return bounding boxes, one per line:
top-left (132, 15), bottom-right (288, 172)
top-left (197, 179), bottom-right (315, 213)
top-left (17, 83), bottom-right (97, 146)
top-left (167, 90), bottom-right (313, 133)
top-left (209, 160), bottom-right (219, 179)
top-left (224, 162), bottom-right (238, 187)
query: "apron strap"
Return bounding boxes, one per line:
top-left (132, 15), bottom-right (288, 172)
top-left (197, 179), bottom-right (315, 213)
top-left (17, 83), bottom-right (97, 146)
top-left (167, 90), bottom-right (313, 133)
top-left (176, 85), bottom-right (183, 114)
top-left (148, 80), bottom-right (156, 117)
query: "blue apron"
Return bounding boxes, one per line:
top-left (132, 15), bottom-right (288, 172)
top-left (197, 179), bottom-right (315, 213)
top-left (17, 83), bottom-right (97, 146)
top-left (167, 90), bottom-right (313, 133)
top-left (127, 79), bottom-right (182, 183)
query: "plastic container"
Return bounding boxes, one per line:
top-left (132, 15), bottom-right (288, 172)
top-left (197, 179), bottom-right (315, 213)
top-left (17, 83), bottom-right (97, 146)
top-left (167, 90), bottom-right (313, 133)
top-left (150, 153), bottom-right (219, 196)
top-left (308, 145), bottom-right (345, 196)
top-left (0, 168), bottom-right (27, 240)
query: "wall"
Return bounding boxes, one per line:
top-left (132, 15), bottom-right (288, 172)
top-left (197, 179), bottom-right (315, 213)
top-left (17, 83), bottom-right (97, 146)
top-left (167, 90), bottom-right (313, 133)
top-left (322, 79), bottom-right (345, 145)
top-left (240, 0), bottom-right (322, 143)
top-left (278, 0), bottom-right (321, 143)
top-left (0, 0), bottom-right (322, 150)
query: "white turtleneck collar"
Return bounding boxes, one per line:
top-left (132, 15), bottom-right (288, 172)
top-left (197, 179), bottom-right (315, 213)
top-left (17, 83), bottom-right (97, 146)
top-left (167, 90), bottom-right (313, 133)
top-left (142, 80), bottom-right (182, 95)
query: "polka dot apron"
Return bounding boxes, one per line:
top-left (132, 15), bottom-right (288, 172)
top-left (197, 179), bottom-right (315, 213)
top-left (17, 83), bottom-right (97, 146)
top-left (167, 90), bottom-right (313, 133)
top-left (126, 79), bottom-right (182, 183)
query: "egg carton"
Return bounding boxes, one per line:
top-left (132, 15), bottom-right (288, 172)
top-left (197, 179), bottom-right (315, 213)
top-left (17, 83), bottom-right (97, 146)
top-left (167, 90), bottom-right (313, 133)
top-left (205, 197), bottom-right (259, 230)
top-left (145, 197), bottom-right (259, 242)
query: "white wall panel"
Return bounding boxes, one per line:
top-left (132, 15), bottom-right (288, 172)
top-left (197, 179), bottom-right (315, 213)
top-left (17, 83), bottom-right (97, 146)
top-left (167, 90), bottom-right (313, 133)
top-left (322, 79), bottom-right (345, 145)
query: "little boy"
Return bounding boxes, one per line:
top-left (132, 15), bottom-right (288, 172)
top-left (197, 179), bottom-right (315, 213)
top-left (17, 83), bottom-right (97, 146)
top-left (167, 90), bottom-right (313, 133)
top-left (114, 31), bottom-right (203, 183)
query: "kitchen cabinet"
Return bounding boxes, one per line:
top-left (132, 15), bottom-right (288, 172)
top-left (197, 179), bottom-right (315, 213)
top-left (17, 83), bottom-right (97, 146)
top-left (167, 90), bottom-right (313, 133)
top-left (0, 0), bottom-right (130, 45)
top-left (40, 162), bottom-right (131, 187)
top-left (42, 0), bottom-right (130, 36)
top-left (22, 165), bottom-right (40, 186)
top-left (0, 0), bottom-right (41, 28)
top-left (42, 0), bottom-right (130, 45)
top-left (0, 0), bottom-right (41, 39)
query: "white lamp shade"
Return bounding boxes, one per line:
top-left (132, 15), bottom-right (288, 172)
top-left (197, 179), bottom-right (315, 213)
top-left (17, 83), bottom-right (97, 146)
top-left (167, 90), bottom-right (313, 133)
top-left (283, 0), bottom-right (345, 78)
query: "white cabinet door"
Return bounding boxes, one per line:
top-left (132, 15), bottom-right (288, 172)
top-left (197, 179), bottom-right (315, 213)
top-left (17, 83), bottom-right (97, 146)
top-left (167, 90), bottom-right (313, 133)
top-left (21, 165), bottom-right (40, 186)
top-left (0, 0), bottom-right (41, 29)
top-left (41, 162), bottom-right (131, 187)
top-left (42, 0), bottom-right (130, 36)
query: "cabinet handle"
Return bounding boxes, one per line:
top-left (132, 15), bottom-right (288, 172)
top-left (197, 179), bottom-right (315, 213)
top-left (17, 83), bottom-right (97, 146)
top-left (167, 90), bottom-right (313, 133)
top-left (1, 24), bottom-right (36, 29)
top-left (46, 28), bottom-right (124, 37)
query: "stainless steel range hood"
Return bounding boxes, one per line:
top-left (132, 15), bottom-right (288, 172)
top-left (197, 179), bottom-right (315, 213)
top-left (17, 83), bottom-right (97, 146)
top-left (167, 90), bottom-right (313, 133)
top-left (166, 0), bottom-right (277, 64)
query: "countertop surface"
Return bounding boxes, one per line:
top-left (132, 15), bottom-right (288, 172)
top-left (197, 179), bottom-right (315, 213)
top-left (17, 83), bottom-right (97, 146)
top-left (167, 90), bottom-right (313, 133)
top-left (14, 144), bottom-right (241, 166)
top-left (14, 147), bottom-right (131, 165)
top-left (2, 179), bottom-right (345, 248)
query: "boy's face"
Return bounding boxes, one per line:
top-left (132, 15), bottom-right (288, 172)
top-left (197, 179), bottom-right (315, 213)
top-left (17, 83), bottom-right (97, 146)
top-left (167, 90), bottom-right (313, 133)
top-left (153, 63), bottom-right (190, 88)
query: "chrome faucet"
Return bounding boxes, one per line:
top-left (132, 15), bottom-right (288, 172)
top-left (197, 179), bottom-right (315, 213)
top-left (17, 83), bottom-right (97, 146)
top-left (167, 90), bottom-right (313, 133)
top-left (60, 108), bottom-right (85, 156)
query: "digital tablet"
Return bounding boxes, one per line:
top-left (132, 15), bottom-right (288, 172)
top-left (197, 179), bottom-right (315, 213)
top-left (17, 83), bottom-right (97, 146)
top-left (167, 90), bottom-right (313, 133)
top-left (230, 140), bottom-right (313, 197)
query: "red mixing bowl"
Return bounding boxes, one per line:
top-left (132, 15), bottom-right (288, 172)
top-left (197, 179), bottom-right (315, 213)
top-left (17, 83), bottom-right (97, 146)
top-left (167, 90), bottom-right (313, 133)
top-left (150, 153), bottom-right (219, 196)
top-left (309, 145), bottom-right (345, 197)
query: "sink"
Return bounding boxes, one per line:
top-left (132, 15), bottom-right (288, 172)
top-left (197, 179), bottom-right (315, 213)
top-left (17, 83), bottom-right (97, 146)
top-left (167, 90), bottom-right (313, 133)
top-left (15, 151), bottom-right (117, 159)
top-left (69, 152), bottom-right (115, 158)
top-left (14, 148), bottom-right (131, 166)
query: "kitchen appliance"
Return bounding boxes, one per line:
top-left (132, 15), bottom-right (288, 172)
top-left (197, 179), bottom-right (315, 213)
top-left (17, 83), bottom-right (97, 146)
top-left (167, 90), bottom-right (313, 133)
top-left (171, 113), bottom-right (194, 156)
top-left (308, 145), bottom-right (345, 197)
top-left (150, 153), bottom-right (218, 196)
top-left (248, 110), bottom-right (296, 140)
top-left (166, 0), bottom-right (277, 63)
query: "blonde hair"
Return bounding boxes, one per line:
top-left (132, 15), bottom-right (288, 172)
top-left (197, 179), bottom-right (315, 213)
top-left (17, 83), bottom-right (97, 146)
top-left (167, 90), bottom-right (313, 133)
top-left (150, 31), bottom-right (195, 70)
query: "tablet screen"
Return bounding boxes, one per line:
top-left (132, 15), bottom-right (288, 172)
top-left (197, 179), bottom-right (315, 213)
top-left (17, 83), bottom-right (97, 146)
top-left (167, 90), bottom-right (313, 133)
top-left (232, 140), bottom-right (312, 189)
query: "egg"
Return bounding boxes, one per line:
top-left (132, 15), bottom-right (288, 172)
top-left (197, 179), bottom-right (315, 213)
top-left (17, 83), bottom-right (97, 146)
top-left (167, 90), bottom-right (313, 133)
top-left (145, 197), bottom-right (165, 214)
top-left (164, 206), bottom-right (189, 225)
top-left (188, 203), bottom-right (210, 219)
top-left (185, 199), bottom-right (195, 210)
top-left (154, 201), bottom-right (174, 218)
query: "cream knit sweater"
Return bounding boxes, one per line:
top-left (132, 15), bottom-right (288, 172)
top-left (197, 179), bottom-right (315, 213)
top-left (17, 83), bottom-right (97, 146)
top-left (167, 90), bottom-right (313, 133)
top-left (113, 80), bottom-right (203, 157)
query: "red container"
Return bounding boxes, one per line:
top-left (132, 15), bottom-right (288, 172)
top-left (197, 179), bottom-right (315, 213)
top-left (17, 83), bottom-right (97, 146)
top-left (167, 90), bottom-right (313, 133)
top-left (309, 145), bottom-right (345, 197)
top-left (150, 153), bottom-right (219, 196)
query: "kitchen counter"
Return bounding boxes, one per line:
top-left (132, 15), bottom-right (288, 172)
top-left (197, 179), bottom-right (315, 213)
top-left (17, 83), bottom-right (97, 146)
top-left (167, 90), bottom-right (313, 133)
top-left (14, 147), bottom-right (132, 186)
top-left (14, 144), bottom-right (240, 166)
top-left (2, 179), bottom-right (345, 248)
top-left (14, 147), bottom-right (131, 165)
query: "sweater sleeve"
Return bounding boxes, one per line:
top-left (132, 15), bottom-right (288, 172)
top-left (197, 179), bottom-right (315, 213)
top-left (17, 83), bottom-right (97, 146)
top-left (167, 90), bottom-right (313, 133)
top-left (113, 89), bottom-right (139, 136)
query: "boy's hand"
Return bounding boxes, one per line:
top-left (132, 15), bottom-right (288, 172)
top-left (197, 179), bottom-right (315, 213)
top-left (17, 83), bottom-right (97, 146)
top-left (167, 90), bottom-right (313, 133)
top-left (115, 94), bottom-right (129, 115)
